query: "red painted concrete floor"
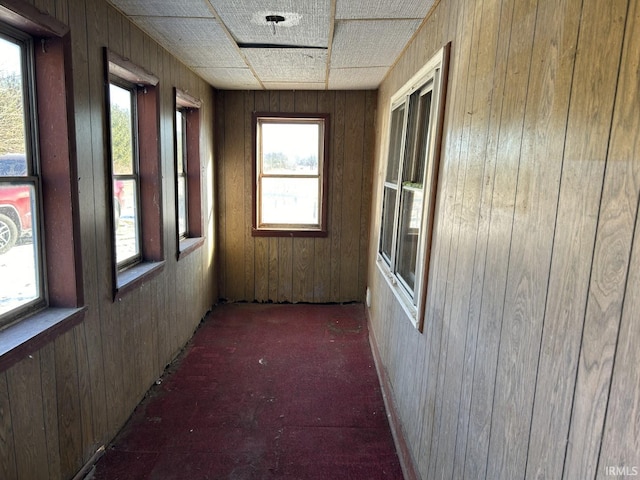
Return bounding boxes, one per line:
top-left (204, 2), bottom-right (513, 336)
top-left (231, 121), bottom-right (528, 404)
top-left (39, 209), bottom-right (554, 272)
top-left (89, 303), bottom-right (404, 479)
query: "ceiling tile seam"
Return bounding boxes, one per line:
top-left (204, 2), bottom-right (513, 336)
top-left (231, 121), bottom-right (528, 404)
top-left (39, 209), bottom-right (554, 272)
top-left (324, 0), bottom-right (337, 90)
top-left (129, 15), bottom-right (216, 20)
top-left (378, 0), bottom-right (443, 87)
top-left (336, 17), bottom-right (427, 22)
top-left (331, 66), bottom-right (390, 70)
top-left (204, 0), bottom-right (266, 90)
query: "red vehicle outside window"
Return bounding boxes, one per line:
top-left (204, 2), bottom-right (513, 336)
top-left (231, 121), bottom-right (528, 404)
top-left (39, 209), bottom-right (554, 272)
top-left (0, 154), bottom-right (125, 253)
top-left (0, 154), bottom-right (32, 254)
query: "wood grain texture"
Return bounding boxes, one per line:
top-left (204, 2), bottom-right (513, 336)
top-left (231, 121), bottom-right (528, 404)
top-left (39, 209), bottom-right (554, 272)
top-left (525, 0), bottom-right (617, 477)
top-left (597, 6), bottom-right (640, 471)
top-left (367, 0), bottom-right (640, 479)
top-left (54, 329), bottom-right (83, 478)
top-left (0, 373), bottom-right (17, 479)
top-left (564, 1), bottom-right (638, 478)
top-left (1, 0), bottom-right (217, 477)
top-left (6, 356), bottom-right (49, 479)
top-left (216, 89), bottom-right (375, 304)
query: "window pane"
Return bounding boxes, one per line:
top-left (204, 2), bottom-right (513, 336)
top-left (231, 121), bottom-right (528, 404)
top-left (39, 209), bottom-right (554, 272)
top-left (109, 83), bottom-right (134, 175)
top-left (396, 188), bottom-right (424, 294)
top-left (380, 186), bottom-right (397, 262)
top-left (115, 178), bottom-right (140, 265)
top-left (177, 176), bottom-right (187, 237)
top-left (403, 90), bottom-right (432, 186)
top-left (261, 122), bottom-right (319, 175)
top-left (385, 104), bottom-right (405, 183)
top-left (261, 177), bottom-right (319, 225)
top-left (176, 110), bottom-right (184, 175)
top-left (0, 37), bottom-right (27, 157)
top-left (0, 183), bottom-right (40, 315)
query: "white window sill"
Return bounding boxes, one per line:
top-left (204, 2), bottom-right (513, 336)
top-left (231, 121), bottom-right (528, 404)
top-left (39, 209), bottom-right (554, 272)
top-left (376, 256), bottom-right (421, 330)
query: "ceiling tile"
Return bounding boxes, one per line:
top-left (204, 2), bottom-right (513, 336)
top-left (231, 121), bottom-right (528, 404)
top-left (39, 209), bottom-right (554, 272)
top-left (242, 48), bottom-right (327, 83)
top-left (330, 19), bottom-right (422, 68)
top-left (209, 0), bottom-right (331, 47)
top-left (335, 0), bottom-right (435, 19)
top-left (192, 67), bottom-right (261, 89)
top-left (108, 0), bottom-right (214, 18)
top-left (262, 82), bottom-right (326, 90)
top-left (328, 67), bottom-right (389, 89)
top-left (133, 17), bottom-right (247, 68)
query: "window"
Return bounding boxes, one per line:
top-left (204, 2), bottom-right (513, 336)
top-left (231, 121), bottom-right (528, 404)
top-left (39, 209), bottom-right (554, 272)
top-left (0, 2), bottom-right (84, 367)
top-left (109, 81), bottom-right (140, 267)
top-left (378, 44), bottom-right (450, 330)
top-left (0, 28), bottom-right (43, 323)
top-left (252, 113), bottom-right (329, 237)
top-left (174, 88), bottom-right (203, 258)
top-left (176, 108), bottom-right (187, 238)
top-left (106, 49), bottom-right (163, 298)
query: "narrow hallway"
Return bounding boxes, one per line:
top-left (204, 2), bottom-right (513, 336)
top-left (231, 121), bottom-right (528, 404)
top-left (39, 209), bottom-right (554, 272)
top-left (88, 303), bottom-right (403, 479)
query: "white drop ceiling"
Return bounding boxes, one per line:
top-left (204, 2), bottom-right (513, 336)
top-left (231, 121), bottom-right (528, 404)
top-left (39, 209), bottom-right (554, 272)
top-left (106, 0), bottom-right (435, 90)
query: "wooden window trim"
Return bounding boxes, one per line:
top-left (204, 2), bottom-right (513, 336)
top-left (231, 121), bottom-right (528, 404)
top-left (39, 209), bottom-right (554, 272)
top-left (252, 112), bottom-right (330, 238)
top-left (0, 9), bottom-right (85, 372)
top-left (105, 48), bottom-right (163, 299)
top-left (175, 88), bottom-right (204, 260)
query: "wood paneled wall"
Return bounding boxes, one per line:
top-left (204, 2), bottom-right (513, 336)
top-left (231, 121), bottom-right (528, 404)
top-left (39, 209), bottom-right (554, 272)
top-left (0, 1), bottom-right (217, 479)
top-left (367, 0), bottom-right (640, 478)
top-left (216, 90), bottom-right (376, 304)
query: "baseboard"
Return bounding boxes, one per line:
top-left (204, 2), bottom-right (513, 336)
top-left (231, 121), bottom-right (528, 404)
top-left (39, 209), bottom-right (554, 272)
top-left (367, 315), bottom-right (419, 480)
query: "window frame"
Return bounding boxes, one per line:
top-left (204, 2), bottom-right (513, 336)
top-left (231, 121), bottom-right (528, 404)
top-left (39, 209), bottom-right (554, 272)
top-left (377, 43), bottom-right (450, 331)
top-left (174, 88), bottom-right (204, 259)
top-left (0, 25), bottom-right (45, 324)
top-left (108, 77), bottom-right (142, 269)
top-left (175, 107), bottom-right (188, 239)
top-left (105, 49), bottom-right (164, 300)
top-left (252, 113), bottom-right (330, 237)
top-left (0, 3), bottom-right (85, 372)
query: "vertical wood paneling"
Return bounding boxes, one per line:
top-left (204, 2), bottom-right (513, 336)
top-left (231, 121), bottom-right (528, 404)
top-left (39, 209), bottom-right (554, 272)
top-left (598, 199), bottom-right (640, 476)
top-left (452, 0), bottom-right (504, 473)
top-left (564, 1), bottom-right (637, 478)
top-left (525, 0), bottom-right (617, 477)
top-left (54, 330), bottom-right (83, 478)
top-left (486, 0), bottom-right (583, 473)
top-left (597, 4), bottom-right (640, 469)
top-left (217, 89), bottom-right (374, 304)
top-left (314, 91), bottom-right (335, 302)
top-left (0, 373), bottom-right (17, 479)
top-left (39, 343), bottom-right (61, 480)
top-left (339, 92), bottom-right (365, 301)
top-left (68, 0), bottom-right (110, 449)
top-left (459, 0), bottom-right (533, 476)
top-left (368, 0), bottom-right (640, 479)
top-left (223, 91), bottom-right (247, 300)
top-left (6, 356), bottom-right (49, 479)
top-left (330, 92), bottom-right (346, 300)
top-left (0, 0), bottom-right (217, 478)
top-left (433, 0), bottom-right (485, 475)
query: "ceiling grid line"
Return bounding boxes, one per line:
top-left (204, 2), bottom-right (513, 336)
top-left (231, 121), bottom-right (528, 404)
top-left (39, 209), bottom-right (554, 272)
top-left (106, 0), bottom-right (437, 90)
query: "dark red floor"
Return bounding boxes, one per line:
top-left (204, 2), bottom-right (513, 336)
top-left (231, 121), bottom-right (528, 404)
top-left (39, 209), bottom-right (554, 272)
top-left (90, 303), bottom-right (403, 479)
